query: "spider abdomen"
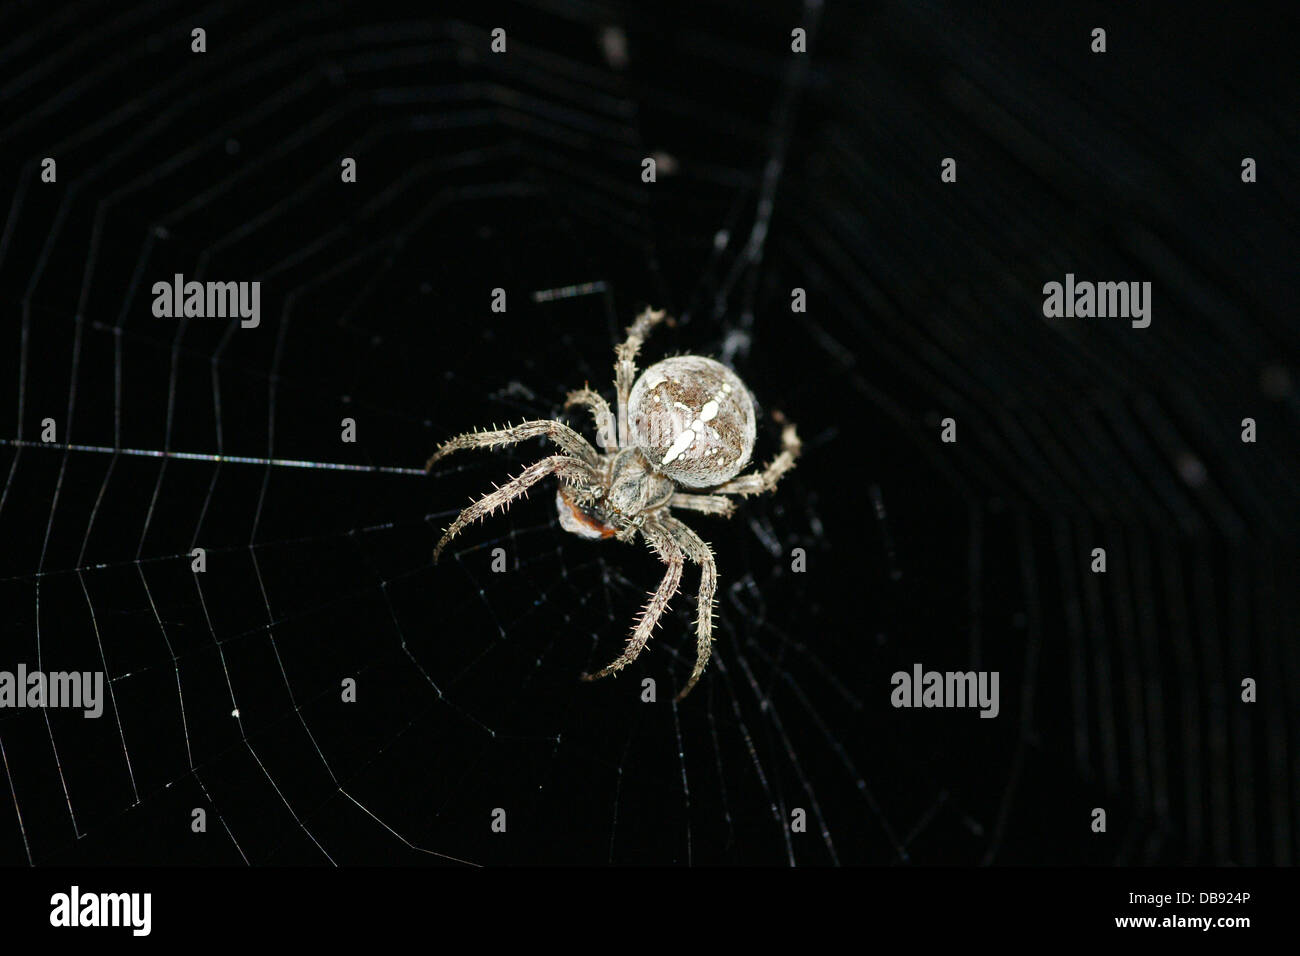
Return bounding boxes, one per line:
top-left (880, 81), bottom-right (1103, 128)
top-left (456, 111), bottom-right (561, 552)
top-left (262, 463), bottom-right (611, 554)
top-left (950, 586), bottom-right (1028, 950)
top-left (628, 356), bottom-right (756, 488)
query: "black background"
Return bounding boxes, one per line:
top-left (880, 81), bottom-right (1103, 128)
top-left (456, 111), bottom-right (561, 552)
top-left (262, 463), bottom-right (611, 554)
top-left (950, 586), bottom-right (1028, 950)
top-left (0, 0), bottom-right (1296, 869)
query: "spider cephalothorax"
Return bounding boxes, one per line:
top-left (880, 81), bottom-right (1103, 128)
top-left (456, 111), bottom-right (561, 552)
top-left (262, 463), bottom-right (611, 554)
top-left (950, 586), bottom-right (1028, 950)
top-left (426, 307), bottom-right (800, 699)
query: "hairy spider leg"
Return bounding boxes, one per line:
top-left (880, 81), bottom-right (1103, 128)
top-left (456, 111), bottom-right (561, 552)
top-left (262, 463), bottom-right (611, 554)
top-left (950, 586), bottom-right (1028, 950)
top-left (580, 520), bottom-right (683, 683)
top-left (667, 493), bottom-right (736, 518)
top-left (425, 419), bottom-right (600, 472)
top-left (658, 515), bottom-right (719, 700)
top-left (564, 387), bottom-right (617, 451)
top-left (433, 455), bottom-right (598, 562)
top-left (614, 307), bottom-right (668, 448)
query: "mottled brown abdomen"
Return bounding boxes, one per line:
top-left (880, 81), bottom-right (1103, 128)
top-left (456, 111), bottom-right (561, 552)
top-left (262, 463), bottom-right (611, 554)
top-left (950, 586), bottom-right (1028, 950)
top-left (627, 356), bottom-right (756, 488)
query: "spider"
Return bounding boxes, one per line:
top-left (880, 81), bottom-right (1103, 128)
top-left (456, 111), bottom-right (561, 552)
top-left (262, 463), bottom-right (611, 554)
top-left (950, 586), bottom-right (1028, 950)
top-left (426, 307), bottom-right (800, 699)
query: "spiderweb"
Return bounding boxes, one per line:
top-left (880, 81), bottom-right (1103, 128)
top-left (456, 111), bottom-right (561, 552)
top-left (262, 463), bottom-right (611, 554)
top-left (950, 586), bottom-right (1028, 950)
top-left (1, 0), bottom-right (1296, 866)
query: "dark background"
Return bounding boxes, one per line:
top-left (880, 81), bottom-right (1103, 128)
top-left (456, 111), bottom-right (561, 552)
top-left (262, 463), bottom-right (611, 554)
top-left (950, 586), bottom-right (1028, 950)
top-left (0, 0), bottom-right (1296, 866)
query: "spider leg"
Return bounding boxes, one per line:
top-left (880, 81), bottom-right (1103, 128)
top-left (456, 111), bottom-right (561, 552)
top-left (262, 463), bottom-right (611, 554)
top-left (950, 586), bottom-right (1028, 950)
top-left (614, 306), bottom-right (668, 447)
top-left (668, 493), bottom-right (735, 519)
top-left (580, 521), bottom-right (683, 683)
top-left (433, 454), bottom-right (598, 562)
top-left (564, 387), bottom-right (617, 451)
top-left (709, 415), bottom-right (801, 498)
top-left (657, 515), bottom-right (718, 700)
top-left (425, 419), bottom-right (600, 471)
